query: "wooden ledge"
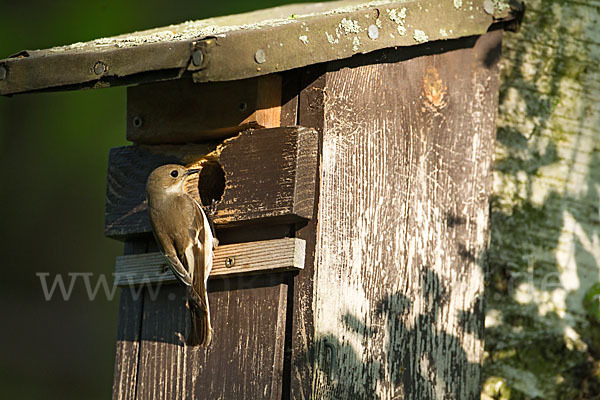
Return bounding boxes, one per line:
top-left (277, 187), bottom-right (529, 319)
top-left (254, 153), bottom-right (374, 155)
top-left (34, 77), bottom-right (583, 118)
top-left (114, 237), bottom-right (305, 287)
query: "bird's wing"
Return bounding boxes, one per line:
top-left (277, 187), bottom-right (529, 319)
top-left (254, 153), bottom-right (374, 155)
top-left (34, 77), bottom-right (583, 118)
top-left (188, 197), bottom-right (214, 345)
top-left (163, 252), bottom-right (193, 286)
top-left (171, 195), bottom-right (215, 346)
top-left (168, 196), bottom-right (213, 288)
top-left (189, 197), bottom-right (214, 286)
top-left (148, 205), bottom-right (194, 287)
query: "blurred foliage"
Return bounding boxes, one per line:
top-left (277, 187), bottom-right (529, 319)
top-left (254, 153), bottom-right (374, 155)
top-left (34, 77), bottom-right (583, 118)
top-left (0, 1), bottom-right (316, 399)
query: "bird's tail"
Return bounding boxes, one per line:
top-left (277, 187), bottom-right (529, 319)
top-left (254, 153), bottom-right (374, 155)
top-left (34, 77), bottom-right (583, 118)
top-left (186, 286), bottom-right (213, 347)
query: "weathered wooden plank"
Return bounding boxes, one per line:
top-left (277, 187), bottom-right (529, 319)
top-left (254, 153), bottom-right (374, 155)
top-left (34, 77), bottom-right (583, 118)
top-left (127, 75), bottom-right (282, 144)
top-left (114, 238), bottom-right (306, 286)
top-left (112, 289), bottom-right (143, 400)
top-left (290, 65), bottom-right (326, 400)
top-left (286, 34), bottom-right (501, 399)
top-left (105, 126), bottom-right (318, 239)
top-left (112, 239), bottom-right (147, 400)
top-left (303, 32), bottom-right (500, 399)
top-left (213, 126), bottom-right (317, 226)
top-left (135, 276), bottom-right (288, 399)
top-left (280, 70), bottom-right (300, 126)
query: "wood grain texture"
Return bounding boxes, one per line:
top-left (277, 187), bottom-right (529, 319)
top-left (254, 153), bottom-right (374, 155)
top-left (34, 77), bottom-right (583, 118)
top-left (127, 75), bottom-right (282, 144)
top-left (105, 126), bottom-right (318, 239)
top-left (114, 238), bottom-right (305, 286)
top-left (290, 65), bottom-right (326, 400)
top-left (112, 289), bottom-right (144, 400)
top-left (253, 73), bottom-right (282, 128)
top-left (290, 33), bottom-right (500, 399)
top-left (112, 240), bottom-right (147, 400)
top-left (135, 277), bottom-right (288, 399)
top-left (280, 70), bottom-right (300, 126)
top-left (214, 126), bottom-right (318, 226)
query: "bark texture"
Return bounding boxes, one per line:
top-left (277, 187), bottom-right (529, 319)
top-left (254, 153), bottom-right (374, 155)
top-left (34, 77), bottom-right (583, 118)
top-left (484, 1), bottom-right (600, 398)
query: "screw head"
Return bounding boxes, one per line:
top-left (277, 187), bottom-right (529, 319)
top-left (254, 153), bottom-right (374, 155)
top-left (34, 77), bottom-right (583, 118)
top-left (254, 49), bottom-right (266, 64)
top-left (368, 24), bottom-right (379, 40)
top-left (225, 257), bottom-right (235, 268)
top-left (0, 65), bottom-right (6, 81)
top-left (94, 61), bottom-right (107, 76)
top-left (238, 101), bottom-right (248, 112)
top-left (192, 49), bottom-right (204, 67)
top-left (132, 116), bottom-right (143, 128)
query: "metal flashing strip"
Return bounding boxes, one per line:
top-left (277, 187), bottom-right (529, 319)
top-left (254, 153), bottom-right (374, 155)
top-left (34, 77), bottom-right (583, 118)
top-left (0, 0), bottom-right (522, 95)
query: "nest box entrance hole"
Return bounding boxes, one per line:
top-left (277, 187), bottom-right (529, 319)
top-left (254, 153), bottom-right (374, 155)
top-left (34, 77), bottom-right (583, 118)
top-left (197, 160), bottom-right (226, 207)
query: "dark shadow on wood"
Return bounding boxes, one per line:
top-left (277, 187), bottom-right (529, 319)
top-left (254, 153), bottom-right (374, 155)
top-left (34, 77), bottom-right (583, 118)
top-left (327, 36), bottom-right (479, 73)
top-left (280, 273), bottom-right (296, 400)
top-left (304, 269), bottom-right (482, 399)
top-left (133, 273), bottom-right (289, 346)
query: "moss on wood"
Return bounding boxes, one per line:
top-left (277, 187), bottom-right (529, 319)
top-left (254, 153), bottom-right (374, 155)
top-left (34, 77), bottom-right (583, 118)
top-left (484, 0), bottom-right (600, 398)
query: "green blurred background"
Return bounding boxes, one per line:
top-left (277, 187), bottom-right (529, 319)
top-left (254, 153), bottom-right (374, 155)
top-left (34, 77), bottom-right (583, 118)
top-left (0, 1), bottom-right (314, 398)
top-left (3, 1), bottom-right (600, 399)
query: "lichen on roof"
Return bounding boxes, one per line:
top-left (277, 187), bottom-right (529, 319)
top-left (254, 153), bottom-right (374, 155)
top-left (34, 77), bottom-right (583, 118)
top-left (47, 0), bottom-right (408, 53)
top-left (0, 0), bottom-right (521, 96)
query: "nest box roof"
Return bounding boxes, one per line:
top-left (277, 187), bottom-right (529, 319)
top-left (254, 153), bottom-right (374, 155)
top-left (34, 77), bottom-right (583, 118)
top-left (0, 0), bottom-right (521, 96)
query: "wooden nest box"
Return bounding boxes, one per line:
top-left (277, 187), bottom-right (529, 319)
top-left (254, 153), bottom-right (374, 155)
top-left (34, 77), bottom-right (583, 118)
top-left (0, 1), bottom-right (523, 399)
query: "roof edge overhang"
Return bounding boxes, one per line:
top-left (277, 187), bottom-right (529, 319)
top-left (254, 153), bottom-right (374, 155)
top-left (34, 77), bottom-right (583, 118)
top-left (0, 0), bottom-right (523, 96)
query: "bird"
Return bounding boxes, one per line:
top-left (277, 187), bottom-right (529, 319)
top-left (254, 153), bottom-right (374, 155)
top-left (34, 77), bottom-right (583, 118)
top-left (146, 164), bottom-right (217, 346)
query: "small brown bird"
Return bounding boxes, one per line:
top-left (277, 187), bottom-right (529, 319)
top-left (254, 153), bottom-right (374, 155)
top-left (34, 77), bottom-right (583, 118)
top-left (146, 164), bottom-right (217, 346)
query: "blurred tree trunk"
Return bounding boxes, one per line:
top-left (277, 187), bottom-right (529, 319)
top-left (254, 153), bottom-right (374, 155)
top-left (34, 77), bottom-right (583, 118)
top-left (484, 0), bottom-right (600, 398)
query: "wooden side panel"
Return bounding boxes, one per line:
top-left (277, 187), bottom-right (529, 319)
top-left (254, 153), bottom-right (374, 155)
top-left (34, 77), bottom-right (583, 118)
top-left (135, 277), bottom-right (288, 399)
top-left (127, 75), bottom-right (282, 144)
top-left (280, 70), bottom-right (300, 126)
top-left (306, 32), bottom-right (501, 399)
top-left (112, 289), bottom-right (143, 400)
top-left (111, 72), bottom-right (305, 399)
top-left (105, 126), bottom-right (318, 239)
top-left (112, 240), bottom-right (147, 400)
top-left (290, 65), bottom-right (326, 400)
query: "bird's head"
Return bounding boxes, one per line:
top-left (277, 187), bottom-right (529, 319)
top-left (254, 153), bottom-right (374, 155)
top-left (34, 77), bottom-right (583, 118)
top-left (146, 164), bottom-right (201, 198)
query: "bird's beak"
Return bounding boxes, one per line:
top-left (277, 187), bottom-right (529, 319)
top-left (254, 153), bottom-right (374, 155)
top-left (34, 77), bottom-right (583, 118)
top-left (184, 168), bottom-right (201, 176)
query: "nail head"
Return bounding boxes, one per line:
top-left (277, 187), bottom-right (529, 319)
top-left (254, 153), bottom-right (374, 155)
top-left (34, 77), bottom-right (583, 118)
top-left (254, 49), bottom-right (266, 64)
top-left (368, 25), bottom-right (379, 40)
top-left (132, 116), bottom-right (143, 128)
top-left (192, 49), bottom-right (204, 66)
top-left (94, 61), bottom-right (107, 76)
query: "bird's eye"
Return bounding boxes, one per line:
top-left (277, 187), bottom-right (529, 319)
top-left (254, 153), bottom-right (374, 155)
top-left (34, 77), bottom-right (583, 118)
top-left (170, 170), bottom-right (178, 178)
